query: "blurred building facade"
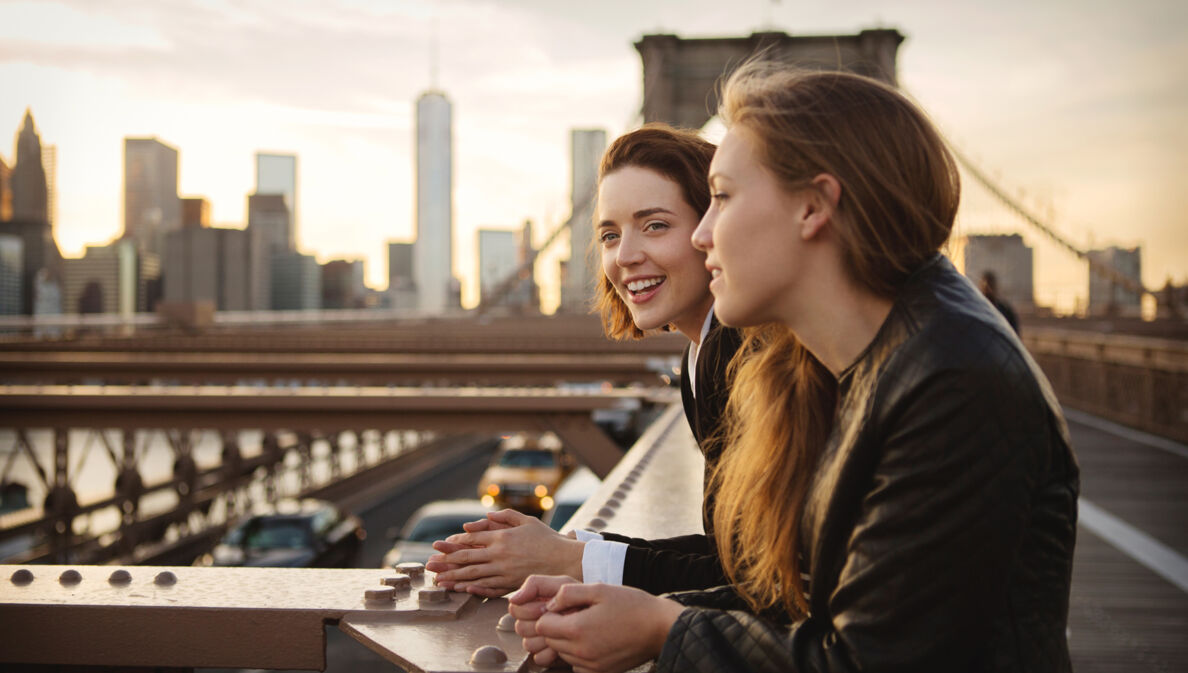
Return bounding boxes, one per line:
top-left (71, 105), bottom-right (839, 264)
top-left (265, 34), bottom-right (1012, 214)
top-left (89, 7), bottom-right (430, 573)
top-left (271, 251), bottom-right (321, 311)
top-left (247, 193), bottom-right (291, 311)
top-left (962, 233), bottom-right (1035, 314)
top-left (123, 137), bottom-right (181, 257)
top-left (561, 128), bottom-right (606, 311)
top-left (181, 197), bottom-right (211, 229)
top-left (0, 218), bottom-right (60, 315)
top-left (478, 229), bottom-right (517, 306)
top-left (1087, 246), bottom-right (1142, 317)
top-left (255, 152), bottom-right (297, 249)
top-left (0, 234), bottom-right (22, 315)
top-left (162, 227), bottom-right (251, 311)
top-left (11, 110), bottom-right (48, 224)
top-left (414, 90), bottom-right (455, 313)
top-left (321, 258), bottom-right (366, 309)
top-left (387, 241), bottom-right (416, 309)
top-left (41, 144), bottom-right (56, 232)
top-left (62, 239), bottom-right (158, 315)
top-left (0, 156), bottom-right (12, 220)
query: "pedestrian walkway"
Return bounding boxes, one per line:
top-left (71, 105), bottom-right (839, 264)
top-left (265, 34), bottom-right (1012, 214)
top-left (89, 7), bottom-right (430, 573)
top-left (1064, 409), bottom-right (1188, 673)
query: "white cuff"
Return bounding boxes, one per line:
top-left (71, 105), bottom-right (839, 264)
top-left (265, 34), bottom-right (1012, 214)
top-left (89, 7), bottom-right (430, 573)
top-left (580, 539), bottom-right (628, 585)
top-left (574, 529), bottom-right (604, 542)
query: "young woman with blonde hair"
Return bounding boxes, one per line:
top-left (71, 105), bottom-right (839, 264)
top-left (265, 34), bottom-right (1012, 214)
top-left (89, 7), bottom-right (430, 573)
top-left (428, 124), bottom-right (758, 598)
top-left (510, 63), bottom-right (1078, 673)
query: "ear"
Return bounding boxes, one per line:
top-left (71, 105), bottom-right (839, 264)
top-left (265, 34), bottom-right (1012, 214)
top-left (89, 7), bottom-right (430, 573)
top-left (799, 173), bottom-right (841, 241)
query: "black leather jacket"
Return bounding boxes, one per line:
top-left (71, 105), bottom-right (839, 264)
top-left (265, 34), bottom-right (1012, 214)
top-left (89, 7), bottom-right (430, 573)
top-left (657, 255), bottom-right (1079, 672)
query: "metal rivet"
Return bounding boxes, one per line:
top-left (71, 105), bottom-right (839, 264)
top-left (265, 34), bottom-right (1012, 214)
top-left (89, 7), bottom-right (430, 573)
top-left (419, 587), bottom-right (448, 603)
top-left (606, 498), bottom-right (621, 508)
top-left (108, 570), bottom-right (132, 585)
top-left (395, 562), bottom-right (425, 578)
top-left (470, 645), bottom-right (508, 666)
top-left (613, 489), bottom-right (629, 499)
top-left (588, 517), bottom-right (607, 529)
top-left (154, 571), bottom-right (177, 586)
top-left (365, 586), bottom-right (396, 604)
top-left (623, 475), bottom-right (638, 485)
top-left (598, 507), bottom-right (615, 518)
top-left (382, 575), bottom-right (411, 590)
top-left (11, 569), bottom-right (33, 585)
top-left (496, 613), bottom-right (516, 632)
top-left (59, 569), bottom-right (82, 585)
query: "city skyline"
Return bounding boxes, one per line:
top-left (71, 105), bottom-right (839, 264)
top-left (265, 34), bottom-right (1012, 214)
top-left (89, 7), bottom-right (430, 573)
top-left (1, 0), bottom-right (1185, 312)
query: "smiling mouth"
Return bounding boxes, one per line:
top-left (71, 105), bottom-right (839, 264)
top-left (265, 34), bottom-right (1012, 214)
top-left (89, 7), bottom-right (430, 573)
top-left (626, 277), bottom-right (665, 296)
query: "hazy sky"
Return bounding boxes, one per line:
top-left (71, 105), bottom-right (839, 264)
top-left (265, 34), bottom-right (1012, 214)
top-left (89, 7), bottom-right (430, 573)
top-left (1, 0), bottom-right (1184, 312)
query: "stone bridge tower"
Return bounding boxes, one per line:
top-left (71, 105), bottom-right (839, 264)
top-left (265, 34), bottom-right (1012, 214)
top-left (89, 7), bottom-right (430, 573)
top-left (635, 29), bottom-right (905, 129)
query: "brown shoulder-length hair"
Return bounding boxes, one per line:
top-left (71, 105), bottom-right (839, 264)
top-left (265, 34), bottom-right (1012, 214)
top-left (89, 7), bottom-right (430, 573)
top-left (711, 64), bottom-right (961, 618)
top-left (592, 124), bottom-right (716, 340)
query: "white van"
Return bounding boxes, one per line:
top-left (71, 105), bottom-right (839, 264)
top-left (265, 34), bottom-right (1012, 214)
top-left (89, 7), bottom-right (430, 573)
top-left (542, 467), bottom-right (602, 531)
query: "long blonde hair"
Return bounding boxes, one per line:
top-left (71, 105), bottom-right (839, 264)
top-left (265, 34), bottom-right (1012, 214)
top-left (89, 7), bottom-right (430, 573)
top-left (711, 64), bottom-right (960, 617)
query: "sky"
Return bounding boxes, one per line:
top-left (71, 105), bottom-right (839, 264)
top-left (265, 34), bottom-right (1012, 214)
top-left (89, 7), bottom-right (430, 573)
top-left (0, 0), bottom-right (1184, 313)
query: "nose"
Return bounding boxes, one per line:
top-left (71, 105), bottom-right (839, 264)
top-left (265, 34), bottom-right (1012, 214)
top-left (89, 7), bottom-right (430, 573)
top-left (692, 207), bottom-right (715, 252)
top-left (616, 231), bottom-right (645, 267)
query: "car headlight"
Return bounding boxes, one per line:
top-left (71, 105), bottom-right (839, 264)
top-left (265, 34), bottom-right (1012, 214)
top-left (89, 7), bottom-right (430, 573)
top-left (212, 544), bottom-right (245, 565)
top-left (486, 484), bottom-right (501, 496)
top-left (534, 484), bottom-right (549, 498)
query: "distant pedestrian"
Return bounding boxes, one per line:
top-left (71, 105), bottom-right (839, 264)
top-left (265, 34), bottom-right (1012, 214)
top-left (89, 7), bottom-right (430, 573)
top-left (980, 270), bottom-right (1020, 334)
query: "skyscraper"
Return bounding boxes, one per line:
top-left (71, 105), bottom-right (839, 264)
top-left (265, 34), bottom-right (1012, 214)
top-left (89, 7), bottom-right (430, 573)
top-left (124, 137), bottom-right (181, 257)
top-left (246, 193), bottom-right (290, 311)
top-left (11, 109), bottom-right (48, 224)
top-left (478, 228), bottom-right (517, 306)
top-left (255, 152), bottom-right (297, 248)
top-left (1087, 246), bottom-right (1143, 317)
top-left (414, 90), bottom-right (454, 313)
top-left (42, 144), bottom-right (56, 232)
top-left (962, 234), bottom-right (1035, 313)
top-left (562, 128), bottom-right (606, 311)
top-left (0, 156), bottom-right (11, 220)
top-left (387, 241), bottom-right (416, 309)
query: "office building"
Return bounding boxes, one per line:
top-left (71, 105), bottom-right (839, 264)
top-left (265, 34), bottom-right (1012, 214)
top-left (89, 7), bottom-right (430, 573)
top-left (181, 197), bottom-right (211, 229)
top-left (387, 241), bottom-right (416, 309)
top-left (322, 258), bottom-right (366, 310)
top-left (961, 233), bottom-right (1035, 313)
top-left (414, 90), bottom-right (455, 313)
top-left (246, 193), bottom-right (291, 310)
top-left (0, 156), bottom-right (12, 220)
top-left (271, 251), bottom-right (321, 311)
top-left (61, 239), bottom-right (158, 315)
top-left (561, 128), bottom-right (606, 311)
top-left (42, 144), bottom-right (56, 232)
top-left (162, 227), bottom-right (251, 311)
top-left (124, 137), bottom-right (181, 256)
top-left (11, 110), bottom-right (48, 224)
top-left (0, 234), bottom-right (22, 315)
top-left (255, 152), bottom-right (297, 247)
top-left (1087, 246), bottom-right (1142, 317)
top-left (0, 218), bottom-right (60, 314)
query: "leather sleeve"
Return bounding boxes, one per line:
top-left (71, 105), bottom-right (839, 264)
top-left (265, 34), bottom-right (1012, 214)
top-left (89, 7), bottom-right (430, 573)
top-left (599, 532), bottom-right (729, 594)
top-left (656, 353), bottom-right (1062, 671)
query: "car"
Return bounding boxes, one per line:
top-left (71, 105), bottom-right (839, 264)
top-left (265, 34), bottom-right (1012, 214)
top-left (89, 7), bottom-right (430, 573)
top-left (541, 466), bottom-right (602, 531)
top-left (476, 433), bottom-right (572, 514)
top-left (382, 499), bottom-right (494, 568)
top-left (195, 498), bottom-right (365, 568)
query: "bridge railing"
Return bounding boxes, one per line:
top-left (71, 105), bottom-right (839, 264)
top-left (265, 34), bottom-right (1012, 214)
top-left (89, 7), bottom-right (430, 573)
top-left (0, 403), bottom-right (701, 672)
top-left (1023, 327), bottom-right (1188, 443)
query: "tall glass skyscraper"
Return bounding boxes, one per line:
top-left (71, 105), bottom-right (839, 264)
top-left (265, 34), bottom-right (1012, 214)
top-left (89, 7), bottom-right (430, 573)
top-left (123, 137), bottom-right (180, 257)
top-left (255, 152), bottom-right (297, 250)
top-left (414, 90), bottom-right (454, 313)
top-left (562, 128), bottom-right (606, 311)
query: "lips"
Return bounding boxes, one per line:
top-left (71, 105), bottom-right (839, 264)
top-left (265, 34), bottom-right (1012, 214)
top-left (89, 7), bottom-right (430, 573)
top-left (623, 276), bottom-right (666, 303)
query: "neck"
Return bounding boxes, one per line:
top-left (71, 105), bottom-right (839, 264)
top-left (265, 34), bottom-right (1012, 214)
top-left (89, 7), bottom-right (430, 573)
top-left (779, 268), bottom-right (893, 378)
top-left (672, 297), bottom-right (714, 346)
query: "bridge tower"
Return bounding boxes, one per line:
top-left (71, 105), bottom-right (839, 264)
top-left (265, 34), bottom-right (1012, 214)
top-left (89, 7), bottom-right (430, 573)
top-left (635, 29), bottom-right (904, 129)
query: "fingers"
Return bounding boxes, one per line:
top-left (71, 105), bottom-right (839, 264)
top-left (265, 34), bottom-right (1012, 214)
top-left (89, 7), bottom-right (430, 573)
top-left (461, 518), bottom-right (497, 533)
top-left (430, 540), bottom-right (472, 554)
top-left (508, 599), bottom-right (550, 621)
top-left (487, 508), bottom-right (532, 526)
top-left (530, 645), bottom-right (560, 667)
top-left (444, 529), bottom-right (493, 548)
top-left (544, 582), bottom-right (601, 613)
top-left (507, 575), bottom-right (577, 605)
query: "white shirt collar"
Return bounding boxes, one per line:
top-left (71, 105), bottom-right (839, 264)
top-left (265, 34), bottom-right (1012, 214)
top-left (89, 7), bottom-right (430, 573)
top-left (687, 303), bottom-right (715, 398)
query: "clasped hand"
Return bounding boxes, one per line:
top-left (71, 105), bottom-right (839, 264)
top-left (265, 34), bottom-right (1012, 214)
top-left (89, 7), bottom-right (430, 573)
top-left (426, 508), bottom-right (585, 596)
top-left (507, 575), bottom-right (686, 673)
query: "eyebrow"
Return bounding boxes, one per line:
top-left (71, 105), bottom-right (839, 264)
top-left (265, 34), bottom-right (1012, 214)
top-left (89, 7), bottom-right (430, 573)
top-left (598, 206), bottom-right (676, 230)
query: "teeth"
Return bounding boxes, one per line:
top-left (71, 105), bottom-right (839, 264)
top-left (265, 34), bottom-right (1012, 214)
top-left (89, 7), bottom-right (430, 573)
top-left (711, 269), bottom-right (721, 279)
top-left (627, 278), bottom-right (664, 292)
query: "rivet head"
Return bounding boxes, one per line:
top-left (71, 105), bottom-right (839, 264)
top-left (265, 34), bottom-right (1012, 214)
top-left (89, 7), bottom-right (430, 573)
top-left (418, 586), bottom-right (448, 603)
top-left (395, 562), bottom-right (425, 578)
top-left (598, 507), bottom-right (615, 518)
top-left (470, 645), bottom-right (508, 667)
top-left (613, 489), bottom-right (629, 499)
top-left (496, 613), bottom-right (516, 632)
top-left (59, 569), bottom-right (82, 585)
top-left (154, 571), bottom-right (177, 586)
top-left (365, 586), bottom-right (396, 604)
top-left (11, 569), bottom-right (34, 585)
top-left (108, 570), bottom-right (132, 585)
top-left (382, 575), bottom-right (411, 590)
top-left (606, 498), bottom-right (621, 508)
top-left (588, 517), bottom-right (607, 530)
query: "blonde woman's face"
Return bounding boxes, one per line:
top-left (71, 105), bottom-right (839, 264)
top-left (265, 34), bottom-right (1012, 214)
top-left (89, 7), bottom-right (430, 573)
top-left (597, 166), bottom-right (713, 339)
top-left (693, 127), bottom-right (809, 327)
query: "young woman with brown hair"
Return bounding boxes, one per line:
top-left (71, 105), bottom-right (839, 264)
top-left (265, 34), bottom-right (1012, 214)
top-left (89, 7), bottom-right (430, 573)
top-left (428, 124), bottom-right (752, 598)
top-left (509, 63), bottom-right (1078, 673)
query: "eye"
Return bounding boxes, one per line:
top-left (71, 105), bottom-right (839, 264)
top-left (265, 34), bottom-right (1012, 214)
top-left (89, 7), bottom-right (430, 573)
top-left (643, 220), bottom-right (670, 232)
top-left (711, 192), bottom-right (729, 202)
top-left (599, 231), bottom-right (620, 245)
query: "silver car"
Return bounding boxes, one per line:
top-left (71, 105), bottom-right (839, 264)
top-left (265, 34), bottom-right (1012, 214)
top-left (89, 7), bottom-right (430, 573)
top-left (382, 499), bottom-right (494, 568)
